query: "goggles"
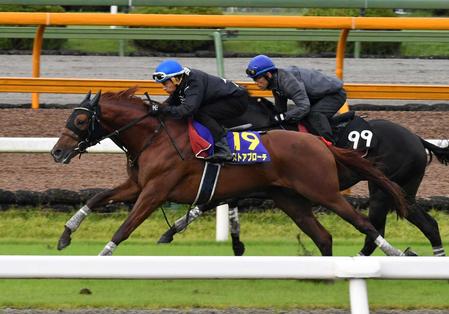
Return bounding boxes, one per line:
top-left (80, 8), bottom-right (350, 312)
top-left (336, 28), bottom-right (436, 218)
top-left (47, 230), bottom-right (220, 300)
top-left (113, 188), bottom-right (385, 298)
top-left (245, 68), bottom-right (258, 77)
top-left (153, 68), bottom-right (186, 83)
top-left (152, 72), bottom-right (170, 82)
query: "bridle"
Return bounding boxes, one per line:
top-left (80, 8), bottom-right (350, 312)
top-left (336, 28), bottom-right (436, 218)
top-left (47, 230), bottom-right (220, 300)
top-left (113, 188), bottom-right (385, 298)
top-left (65, 106), bottom-right (104, 155)
top-left (65, 93), bottom-right (184, 165)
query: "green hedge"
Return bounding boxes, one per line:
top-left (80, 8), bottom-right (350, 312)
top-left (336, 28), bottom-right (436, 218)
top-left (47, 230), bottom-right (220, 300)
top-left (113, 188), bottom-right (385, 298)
top-left (301, 8), bottom-right (401, 57)
top-left (0, 5), bottom-right (67, 51)
top-left (130, 6), bottom-right (222, 53)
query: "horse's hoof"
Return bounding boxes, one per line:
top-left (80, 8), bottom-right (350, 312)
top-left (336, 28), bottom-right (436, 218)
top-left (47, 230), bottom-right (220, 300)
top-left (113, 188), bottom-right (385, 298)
top-left (403, 247), bottom-right (418, 256)
top-left (98, 250), bottom-right (113, 256)
top-left (157, 227), bottom-right (176, 244)
top-left (57, 226), bottom-right (72, 250)
top-left (232, 241), bottom-right (245, 256)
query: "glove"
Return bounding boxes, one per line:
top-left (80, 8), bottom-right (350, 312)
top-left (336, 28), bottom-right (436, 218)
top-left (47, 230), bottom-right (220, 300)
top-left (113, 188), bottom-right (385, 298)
top-left (149, 103), bottom-right (160, 116)
top-left (274, 113), bottom-right (286, 122)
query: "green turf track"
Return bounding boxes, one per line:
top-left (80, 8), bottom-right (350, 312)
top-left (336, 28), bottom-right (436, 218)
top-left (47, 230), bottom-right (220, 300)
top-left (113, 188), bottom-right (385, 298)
top-left (0, 209), bottom-right (448, 310)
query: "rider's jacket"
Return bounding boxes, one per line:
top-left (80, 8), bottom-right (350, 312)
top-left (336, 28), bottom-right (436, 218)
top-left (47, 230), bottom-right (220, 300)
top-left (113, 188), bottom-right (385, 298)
top-left (163, 68), bottom-right (246, 119)
top-left (271, 66), bottom-right (344, 121)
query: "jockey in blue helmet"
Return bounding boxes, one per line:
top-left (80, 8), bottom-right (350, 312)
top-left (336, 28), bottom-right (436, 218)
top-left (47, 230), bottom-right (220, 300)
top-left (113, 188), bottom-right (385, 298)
top-left (245, 54), bottom-right (277, 80)
top-left (246, 54), bottom-right (347, 145)
top-left (151, 59), bottom-right (249, 162)
top-left (152, 60), bottom-right (186, 84)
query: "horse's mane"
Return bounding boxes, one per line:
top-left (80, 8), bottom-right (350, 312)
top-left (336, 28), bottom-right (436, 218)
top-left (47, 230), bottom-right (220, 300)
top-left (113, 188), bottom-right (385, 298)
top-left (101, 87), bottom-right (147, 110)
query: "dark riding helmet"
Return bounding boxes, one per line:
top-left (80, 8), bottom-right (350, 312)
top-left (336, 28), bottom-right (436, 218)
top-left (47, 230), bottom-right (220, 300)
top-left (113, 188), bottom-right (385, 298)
top-left (246, 55), bottom-right (277, 79)
top-left (153, 60), bottom-right (186, 83)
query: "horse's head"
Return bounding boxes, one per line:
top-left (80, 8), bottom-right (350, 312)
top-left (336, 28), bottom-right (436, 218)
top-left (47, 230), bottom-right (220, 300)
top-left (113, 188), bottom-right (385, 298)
top-left (51, 90), bottom-right (104, 164)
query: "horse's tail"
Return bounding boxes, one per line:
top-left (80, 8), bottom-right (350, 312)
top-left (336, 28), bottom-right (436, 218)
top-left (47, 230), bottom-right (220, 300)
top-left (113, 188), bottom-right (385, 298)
top-left (327, 145), bottom-right (408, 218)
top-left (419, 138), bottom-right (449, 166)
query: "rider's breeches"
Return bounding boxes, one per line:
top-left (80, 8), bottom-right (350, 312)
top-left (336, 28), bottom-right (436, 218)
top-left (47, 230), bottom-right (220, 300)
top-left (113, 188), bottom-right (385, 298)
top-left (306, 89), bottom-right (347, 142)
top-left (194, 92), bottom-right (248, 141)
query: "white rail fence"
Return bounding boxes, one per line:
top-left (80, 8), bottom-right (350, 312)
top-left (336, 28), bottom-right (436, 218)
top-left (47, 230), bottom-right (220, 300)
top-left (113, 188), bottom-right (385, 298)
top-left (0, 256), bottom-right (448, 314)
top-left (0, 137), bottom-right (447, 153)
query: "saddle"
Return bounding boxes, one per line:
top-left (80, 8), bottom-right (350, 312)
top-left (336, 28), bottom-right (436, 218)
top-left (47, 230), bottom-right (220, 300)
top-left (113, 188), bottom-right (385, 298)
top-left (331, 113), bottom-right (377, 151)
top-left (188, 120), bottom-right (271, 164)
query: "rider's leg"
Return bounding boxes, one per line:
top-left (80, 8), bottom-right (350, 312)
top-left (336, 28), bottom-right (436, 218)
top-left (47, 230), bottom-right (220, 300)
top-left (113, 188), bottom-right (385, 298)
top-left (306, 112), bottom-right (335, 144)
top-left (306, 89), bottom-right (347, 144)
top-left (194, 94), bottom-right (248, 161)
top-left (194, 111), bottom-right (231, 161)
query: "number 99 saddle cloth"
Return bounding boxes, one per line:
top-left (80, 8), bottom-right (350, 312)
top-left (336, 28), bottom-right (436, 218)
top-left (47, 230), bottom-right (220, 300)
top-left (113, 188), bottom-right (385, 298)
top-left (331, 112), bottom-right (378, 152)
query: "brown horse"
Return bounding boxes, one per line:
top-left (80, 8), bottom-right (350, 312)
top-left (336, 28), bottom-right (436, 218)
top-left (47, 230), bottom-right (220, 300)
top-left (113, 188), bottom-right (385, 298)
top-left (51, 88), bottom-right (412, 256)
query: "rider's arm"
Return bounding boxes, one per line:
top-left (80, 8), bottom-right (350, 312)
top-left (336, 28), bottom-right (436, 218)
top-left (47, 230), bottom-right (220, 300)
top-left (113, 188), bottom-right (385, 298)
top-left (162, 94), bottom-right (176, 106)
top-left (162, 79), bottom-right (203, 119)
top-left (279, 70), bottom-right (311, 122)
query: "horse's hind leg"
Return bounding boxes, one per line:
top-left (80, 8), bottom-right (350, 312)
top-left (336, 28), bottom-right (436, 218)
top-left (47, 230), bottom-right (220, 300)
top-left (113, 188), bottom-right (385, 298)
top-left (157, 205), bottom-right (207, 244)
top-left (271, 189), bottom-right (332, 256)
top-left (400, 177), bottom-right (445, 256)
top-left (58, 178), bottom-right (140, 250)
top-left (319, 192), bottom-right (406, 256)
top-left (228, 201), bottom-right (245, 256)
top-left (361, 176), bottom-right (444, 256)
top-left (407, 203), bottom-right (444, 256)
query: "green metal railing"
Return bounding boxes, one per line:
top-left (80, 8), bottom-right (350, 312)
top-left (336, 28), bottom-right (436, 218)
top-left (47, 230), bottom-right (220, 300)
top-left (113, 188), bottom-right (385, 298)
top-left (2, 26), bottom-right (449, 76)
top-left (3, 26), bottom-right (449, 42)
top-left (0, 0), bottom-right (448, 9)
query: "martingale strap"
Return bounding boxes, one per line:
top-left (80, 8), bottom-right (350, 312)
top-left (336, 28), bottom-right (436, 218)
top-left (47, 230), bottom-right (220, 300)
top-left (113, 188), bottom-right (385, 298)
top-left (192, 162), bottom-right (221, 206)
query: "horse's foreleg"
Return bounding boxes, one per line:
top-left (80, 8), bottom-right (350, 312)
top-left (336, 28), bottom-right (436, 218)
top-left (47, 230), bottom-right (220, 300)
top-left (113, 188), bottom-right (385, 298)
top-left (99, 182), bottom-right (163, 256)
top-left (58, 178), bottom-right (140, 250)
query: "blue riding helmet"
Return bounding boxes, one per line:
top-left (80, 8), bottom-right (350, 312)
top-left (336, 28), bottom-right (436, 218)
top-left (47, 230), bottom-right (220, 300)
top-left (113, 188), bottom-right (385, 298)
top-left (153, 60), bottom-right (186, 83)
top-left (246, 55), bottom-right (277, 79)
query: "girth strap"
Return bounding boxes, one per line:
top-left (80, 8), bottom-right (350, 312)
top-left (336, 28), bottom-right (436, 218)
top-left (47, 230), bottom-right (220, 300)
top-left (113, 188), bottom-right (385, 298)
top-left (192, 162), bottom-right (221, 206)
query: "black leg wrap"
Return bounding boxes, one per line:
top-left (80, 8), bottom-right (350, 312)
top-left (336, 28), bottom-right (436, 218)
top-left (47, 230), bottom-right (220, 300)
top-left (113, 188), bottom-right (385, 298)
top-left (231, 234), bottom-right (245, 256)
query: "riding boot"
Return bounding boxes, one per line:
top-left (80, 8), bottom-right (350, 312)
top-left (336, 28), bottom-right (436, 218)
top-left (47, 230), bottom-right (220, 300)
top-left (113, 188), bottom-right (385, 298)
top-left (205, 136), bottom-right (233, 162)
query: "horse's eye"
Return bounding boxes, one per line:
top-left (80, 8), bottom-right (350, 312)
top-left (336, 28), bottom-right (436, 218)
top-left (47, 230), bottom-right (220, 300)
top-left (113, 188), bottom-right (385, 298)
top-left (76, 120), bottom-right (86, 126)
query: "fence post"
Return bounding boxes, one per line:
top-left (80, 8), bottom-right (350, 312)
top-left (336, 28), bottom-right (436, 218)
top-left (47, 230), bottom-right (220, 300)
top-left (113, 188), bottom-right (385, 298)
top-left (31, 25), bottom-right (45, 110)
top-left (213, 30), bottom-right (225, 78)
top-left (110, 5), bottom-right (125, 57)
top-left (349, 279), bottom-right (370, 314)
top-left (216, 204), bottom-right (229, 241)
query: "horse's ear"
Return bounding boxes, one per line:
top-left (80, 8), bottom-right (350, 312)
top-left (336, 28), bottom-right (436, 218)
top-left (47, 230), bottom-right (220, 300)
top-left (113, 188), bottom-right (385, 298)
top-left (91, 90), bottom-right (102, 107)
top-left (80, 90), bottom-right (92, 107)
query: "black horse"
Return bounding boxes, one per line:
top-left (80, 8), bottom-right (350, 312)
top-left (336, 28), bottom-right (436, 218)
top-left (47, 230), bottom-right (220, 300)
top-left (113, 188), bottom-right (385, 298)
top-left (158, 97), bottom-right (449, 257)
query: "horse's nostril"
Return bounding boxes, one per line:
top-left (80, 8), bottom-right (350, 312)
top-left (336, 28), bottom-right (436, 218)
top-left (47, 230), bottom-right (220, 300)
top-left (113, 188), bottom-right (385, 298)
top-left (52, 149), bottom-right (62, 158)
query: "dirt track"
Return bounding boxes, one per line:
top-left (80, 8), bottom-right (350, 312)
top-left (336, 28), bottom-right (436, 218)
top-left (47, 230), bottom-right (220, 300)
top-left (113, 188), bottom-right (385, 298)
top-left (0, 56), bottom-right (449, 197)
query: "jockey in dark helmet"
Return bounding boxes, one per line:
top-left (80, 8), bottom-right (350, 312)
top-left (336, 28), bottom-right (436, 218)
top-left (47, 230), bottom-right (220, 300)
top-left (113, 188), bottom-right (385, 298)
top-left (246, 54), bottom-right (347, 145)
top-left (151, 59), bottom-right (249, 162)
